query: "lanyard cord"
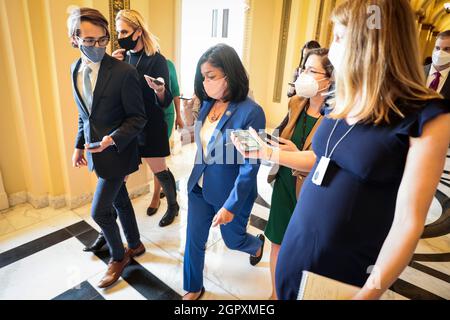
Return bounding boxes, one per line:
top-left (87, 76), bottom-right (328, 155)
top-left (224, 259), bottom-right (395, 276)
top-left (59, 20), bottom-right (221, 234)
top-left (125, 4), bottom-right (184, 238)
top-left (325, 120), bottom-right (356, 158)
top-left (127, 50), bottom-right (144, 68)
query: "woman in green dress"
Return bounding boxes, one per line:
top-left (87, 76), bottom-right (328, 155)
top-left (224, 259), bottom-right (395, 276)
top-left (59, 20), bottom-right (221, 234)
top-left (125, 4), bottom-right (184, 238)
top-left (164, 59), bottom-right (184, 137)
top-left (154, 59), bottom-right (184, 201)
top-left (265, 48), bottom-right (333, 299)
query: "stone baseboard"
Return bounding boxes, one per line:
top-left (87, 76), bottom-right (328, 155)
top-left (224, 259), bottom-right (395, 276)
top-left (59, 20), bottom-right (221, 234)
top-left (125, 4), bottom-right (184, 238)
top-left (67, 192), bottom-right (93, 210)
top-left (128, 183), bottom-right (150, 200)
top-left (0, 171), bottom-right (9, 210)
top-left (49, 195), bottom-right (67, 209)
top-left (27, 193), bottom-right (49, 209)
top-left (5, 183), bottom-right (150, 211)
top-left (8, 191), bottom-right (67, 210)
top-left (8, 191), bottom-right (27, 207)
top-left (0, 192), bottom-right (8, 211)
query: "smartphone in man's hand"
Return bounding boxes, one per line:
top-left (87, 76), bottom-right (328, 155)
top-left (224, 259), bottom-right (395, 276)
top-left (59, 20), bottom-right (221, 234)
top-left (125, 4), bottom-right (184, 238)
top-left (86, 141), bottom-right (102, 149)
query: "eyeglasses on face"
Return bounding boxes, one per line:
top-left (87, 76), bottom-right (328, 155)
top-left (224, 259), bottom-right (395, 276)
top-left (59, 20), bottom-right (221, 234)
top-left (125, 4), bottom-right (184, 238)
top-left (300, 67), bottom-right (327, 76)
top-left (76, 36), bottom-right (110, 47)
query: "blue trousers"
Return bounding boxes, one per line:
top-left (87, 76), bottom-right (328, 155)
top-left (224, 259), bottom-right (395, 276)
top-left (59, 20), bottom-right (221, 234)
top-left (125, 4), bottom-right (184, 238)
top-left (183, 184), bottom-right (262, 292)
top-left (91, 177), bottom-right (141, 261)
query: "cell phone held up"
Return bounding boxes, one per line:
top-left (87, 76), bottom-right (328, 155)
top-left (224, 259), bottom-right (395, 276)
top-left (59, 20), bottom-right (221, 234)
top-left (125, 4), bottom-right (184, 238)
top-left (144, 75), bottom-right (164, 86)
top-left (258, 132), bottom-right (281, 145)
top-left (231, 130), bottom-right (262, 152)
top-left (86, 141), bottom-right (102, 149)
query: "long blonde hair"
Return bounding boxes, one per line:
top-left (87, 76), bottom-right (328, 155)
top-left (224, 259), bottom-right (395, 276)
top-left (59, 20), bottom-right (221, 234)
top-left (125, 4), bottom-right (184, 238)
top-left (330, 0), bottom-right (441, 125)
top-left (115, 9), bottom-right (160, 56)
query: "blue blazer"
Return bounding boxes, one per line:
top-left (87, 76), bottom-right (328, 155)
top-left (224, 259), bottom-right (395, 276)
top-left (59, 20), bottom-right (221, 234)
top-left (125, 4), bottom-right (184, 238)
top-left (187, 97), bottom-right (266, 215)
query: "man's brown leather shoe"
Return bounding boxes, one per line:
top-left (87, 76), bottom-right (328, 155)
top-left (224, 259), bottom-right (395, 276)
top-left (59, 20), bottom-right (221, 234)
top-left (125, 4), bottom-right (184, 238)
top-left (97, 254), bottom-right (131, 289)
top-left (125, 242), bottom-right (146, 258)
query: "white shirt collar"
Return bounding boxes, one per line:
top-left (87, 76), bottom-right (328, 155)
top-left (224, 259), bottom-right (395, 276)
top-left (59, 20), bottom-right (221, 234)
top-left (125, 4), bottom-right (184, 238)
top-left (78, 56), bottom-right (101, 74)
top-left (430, 64), bottom-right (450, 77)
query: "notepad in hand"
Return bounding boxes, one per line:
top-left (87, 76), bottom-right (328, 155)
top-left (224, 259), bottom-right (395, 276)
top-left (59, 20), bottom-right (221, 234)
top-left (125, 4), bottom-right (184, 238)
top-left (297, 271), bottom-right (407, 300)
top-left (297, 271), bottom-right (359, 300)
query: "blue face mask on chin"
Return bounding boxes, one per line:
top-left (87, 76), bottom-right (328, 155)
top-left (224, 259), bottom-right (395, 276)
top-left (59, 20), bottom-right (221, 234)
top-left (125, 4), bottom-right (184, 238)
top-left (80, 45), bottom-right (106, 63)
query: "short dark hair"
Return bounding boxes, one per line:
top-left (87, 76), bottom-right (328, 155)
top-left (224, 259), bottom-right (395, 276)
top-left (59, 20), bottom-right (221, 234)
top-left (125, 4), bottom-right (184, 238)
top-left (303, 48), bottom-right (334, 78)
top-left (67, 7), bottom-right (110, 48)
top-left (194, 43), bottom-right (249, 103)
top-left (437, 30), bottom-right (450, 39)
top-left (298, 40), bottom-right (321, 68)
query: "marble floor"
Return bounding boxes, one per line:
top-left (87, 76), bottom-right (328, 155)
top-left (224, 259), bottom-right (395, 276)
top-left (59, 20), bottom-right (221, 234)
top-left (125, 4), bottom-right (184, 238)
top-left (0, 143), bottom-right (448, 300)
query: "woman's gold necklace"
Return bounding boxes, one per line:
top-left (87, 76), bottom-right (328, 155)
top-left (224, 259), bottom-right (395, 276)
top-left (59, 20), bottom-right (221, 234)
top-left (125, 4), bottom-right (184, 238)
top-left (208, 102), bottom-right (227, 122)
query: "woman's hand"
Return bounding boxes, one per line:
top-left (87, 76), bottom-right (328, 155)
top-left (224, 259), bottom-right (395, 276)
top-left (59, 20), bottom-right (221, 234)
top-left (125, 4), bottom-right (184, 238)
top-left (176, 115), bottom-right (184, 129)
top-left (85, 136), bottom-right (114, 154)
top-left (231, 127), bottom-right (273, 161)
top-left (351, 290), bottom-right (378, 300)
top-left (112, 49), bottom-right (126, 61)
top-left (274, 137), bottom-right (299, 152)
top-left (212, 207), bottom-right (235, 227)
top-left (145, 76), bottom-right (165, 93)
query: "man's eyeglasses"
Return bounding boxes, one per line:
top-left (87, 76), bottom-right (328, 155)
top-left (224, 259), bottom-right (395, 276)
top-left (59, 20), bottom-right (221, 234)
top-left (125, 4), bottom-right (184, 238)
top-left (76, 36), bottom-right (110, 47)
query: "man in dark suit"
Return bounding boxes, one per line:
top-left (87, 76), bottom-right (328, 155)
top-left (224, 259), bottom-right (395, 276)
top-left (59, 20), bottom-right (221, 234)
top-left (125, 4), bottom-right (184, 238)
top-left (425, 30), bottom-right (450, 99)
top-left (67, 8), bottom-right (147, 288)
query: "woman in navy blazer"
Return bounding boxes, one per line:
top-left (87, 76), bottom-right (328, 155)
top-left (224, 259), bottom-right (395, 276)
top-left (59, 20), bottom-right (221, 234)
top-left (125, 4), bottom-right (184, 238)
top-left (183, 44), bottom-right (266, 300)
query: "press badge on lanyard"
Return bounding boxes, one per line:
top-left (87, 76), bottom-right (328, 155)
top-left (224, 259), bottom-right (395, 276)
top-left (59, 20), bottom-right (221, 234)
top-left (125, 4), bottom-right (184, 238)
top-left (312, 120), bottom-right (356, 186)
top-left (312, 157), bottom-right (331, 186)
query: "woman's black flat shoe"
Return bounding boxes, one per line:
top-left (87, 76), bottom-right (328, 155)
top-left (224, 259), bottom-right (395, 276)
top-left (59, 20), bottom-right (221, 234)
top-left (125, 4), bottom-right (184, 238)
top-left (146, 201), bottom-right (160, 216)
top-left (250, 234), bottom-right (265, 266)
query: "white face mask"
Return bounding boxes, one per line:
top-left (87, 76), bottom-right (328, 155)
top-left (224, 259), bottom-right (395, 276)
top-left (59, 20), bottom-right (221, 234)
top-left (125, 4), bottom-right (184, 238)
top-left (328, 40), bottom-right (345, 73)
top-left (295, 73), bottom-right (328, 98)
top-left (432, 50), bottom-right (450, 67)
top-left (203, 77), bottom-right (227, 100)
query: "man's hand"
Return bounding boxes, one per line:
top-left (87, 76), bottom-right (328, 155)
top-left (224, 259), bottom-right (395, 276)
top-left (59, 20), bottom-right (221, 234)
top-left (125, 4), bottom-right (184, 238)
top-left (85, 136), bottom-right (115, 154)
top-left (212, 207), bottom-right (235, 227)
top-left (72, 148), bottom-right (87, 168)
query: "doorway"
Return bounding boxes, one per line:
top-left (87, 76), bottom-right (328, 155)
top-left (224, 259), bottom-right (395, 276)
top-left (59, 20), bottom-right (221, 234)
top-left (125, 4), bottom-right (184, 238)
top-left (179, 0), bottom-right (247, 97)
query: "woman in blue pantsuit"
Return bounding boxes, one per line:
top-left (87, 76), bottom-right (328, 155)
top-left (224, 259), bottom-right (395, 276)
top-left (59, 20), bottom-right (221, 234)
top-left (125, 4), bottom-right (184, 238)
top-left (183, 44), bottom-right (266, 300)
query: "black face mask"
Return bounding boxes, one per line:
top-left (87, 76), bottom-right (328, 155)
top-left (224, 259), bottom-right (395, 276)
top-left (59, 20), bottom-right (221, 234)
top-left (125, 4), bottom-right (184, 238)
top-left (118, 30), bottom-right (139, 51)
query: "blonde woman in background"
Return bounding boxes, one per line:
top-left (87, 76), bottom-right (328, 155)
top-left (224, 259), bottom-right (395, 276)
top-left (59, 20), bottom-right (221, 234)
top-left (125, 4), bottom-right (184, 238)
top-left (113, 10), bottom-right (180, 228)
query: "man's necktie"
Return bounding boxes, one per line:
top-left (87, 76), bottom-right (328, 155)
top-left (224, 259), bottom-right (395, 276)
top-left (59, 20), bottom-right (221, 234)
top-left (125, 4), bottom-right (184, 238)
top-left (429, 71), bottom-right (441, 91)
top-left (82, 65), bottom-right (93, 113)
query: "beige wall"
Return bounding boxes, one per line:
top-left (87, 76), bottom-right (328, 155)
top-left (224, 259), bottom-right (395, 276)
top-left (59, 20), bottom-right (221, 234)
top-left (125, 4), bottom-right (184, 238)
top-left (0, 0), bottom-right (332, 209)
top-left (1, 0), bottom-right (435, 210)
top-left (246, 0), bottom-right (329, 128)
top-left (0, 0), bottom-right (152, 209)
top-left (0, 3), bottom-right (27, 196)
